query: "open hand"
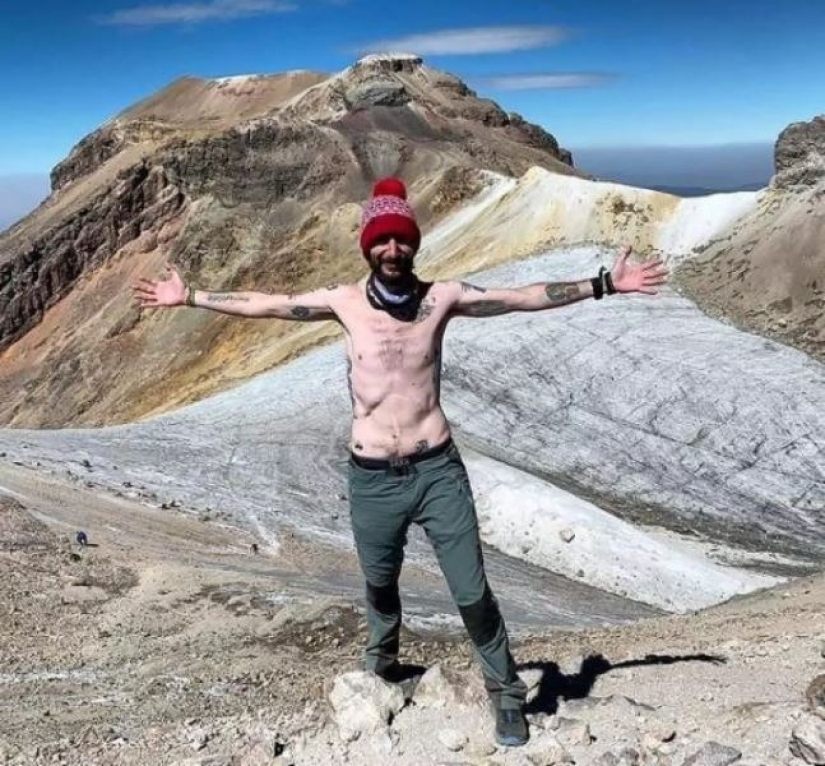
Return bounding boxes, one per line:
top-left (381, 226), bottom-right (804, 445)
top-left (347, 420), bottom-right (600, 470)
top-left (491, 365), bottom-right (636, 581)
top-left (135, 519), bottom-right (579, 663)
top-left (610, 246), bottom-right (669, 295)
top-left (132, 263), bottom-right (187, 308)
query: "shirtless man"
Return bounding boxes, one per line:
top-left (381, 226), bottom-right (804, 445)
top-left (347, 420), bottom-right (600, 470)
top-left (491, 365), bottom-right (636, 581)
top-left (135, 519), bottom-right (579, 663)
top-left (133, 177), bottom-right (668, 746)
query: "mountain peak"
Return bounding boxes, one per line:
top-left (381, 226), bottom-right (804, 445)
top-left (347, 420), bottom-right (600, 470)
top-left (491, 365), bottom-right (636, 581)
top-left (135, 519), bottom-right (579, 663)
top-left (354, 52), bottom-right (423, 67)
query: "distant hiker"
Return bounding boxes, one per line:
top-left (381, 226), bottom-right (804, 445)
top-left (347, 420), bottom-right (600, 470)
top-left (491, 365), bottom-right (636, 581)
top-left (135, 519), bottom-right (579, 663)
top-left (250, 543), bottom-right (259, 554)
top-left (76, 531), bottom-right (88, 547)
top-left (133, 177), bottom-right (668, 747)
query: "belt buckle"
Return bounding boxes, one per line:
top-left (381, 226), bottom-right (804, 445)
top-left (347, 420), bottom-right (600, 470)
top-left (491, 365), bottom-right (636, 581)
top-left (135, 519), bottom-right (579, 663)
top-left (389, 455), bottom-right (410, 475)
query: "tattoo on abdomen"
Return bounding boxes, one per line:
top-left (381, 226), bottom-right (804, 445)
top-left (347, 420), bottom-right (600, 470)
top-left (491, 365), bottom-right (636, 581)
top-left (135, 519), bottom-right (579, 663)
top-left (544, 283), bottom-right (582, 305)
top-left (414, 440), bottom-right (429, 453)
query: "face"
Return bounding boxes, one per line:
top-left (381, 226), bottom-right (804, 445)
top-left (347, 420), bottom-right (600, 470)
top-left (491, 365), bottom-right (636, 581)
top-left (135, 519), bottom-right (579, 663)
top-left (368, 236), bottom-right (416, 285)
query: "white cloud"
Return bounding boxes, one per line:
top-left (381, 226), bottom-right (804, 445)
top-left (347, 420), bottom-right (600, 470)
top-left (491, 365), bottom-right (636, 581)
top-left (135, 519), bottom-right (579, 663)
top-left (97, 0), bottom-right (297, 26)
top-left (357, 25), bottom-right (569, 56)
top-left (480, 73), bottom-right (616, 90)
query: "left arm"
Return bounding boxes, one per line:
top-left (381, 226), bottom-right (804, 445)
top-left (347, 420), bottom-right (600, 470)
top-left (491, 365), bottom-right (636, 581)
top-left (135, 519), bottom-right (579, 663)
top-left (450, 280), bottom-right (593, 317)
top-left (450, 246), bottom-right (668, 318)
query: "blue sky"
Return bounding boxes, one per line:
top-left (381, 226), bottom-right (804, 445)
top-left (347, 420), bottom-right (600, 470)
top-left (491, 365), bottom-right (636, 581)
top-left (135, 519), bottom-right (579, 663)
top-left (1, 0), bottom-right (823, 220)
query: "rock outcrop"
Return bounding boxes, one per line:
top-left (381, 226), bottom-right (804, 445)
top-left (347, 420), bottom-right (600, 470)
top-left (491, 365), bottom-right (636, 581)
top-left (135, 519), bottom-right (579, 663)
top-left (774, 114), bottom-right (825, 188)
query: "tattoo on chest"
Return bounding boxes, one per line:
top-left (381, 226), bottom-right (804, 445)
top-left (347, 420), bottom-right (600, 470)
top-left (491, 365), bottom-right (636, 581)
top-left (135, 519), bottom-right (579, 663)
top-left (378, 340), bottom-right (405, 370)
top-left (545, 283), bottom-right (582, 304)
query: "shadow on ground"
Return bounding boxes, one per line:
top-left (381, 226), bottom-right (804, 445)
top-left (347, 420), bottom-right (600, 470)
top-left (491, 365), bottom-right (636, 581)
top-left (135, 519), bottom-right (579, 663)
top-left (520, 652), bottom-right (727, 715)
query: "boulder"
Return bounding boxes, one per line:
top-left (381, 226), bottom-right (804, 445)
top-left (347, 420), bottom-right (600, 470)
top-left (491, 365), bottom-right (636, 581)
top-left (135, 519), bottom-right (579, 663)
top-left (328, 671), bottom-right (405, 742)
top-left (790, 715), bottom-right (825, 765)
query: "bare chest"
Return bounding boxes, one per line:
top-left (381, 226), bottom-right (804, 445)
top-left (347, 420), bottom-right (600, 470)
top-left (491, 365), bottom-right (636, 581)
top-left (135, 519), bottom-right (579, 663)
top-left (341, 287), bottom-right (448, 376)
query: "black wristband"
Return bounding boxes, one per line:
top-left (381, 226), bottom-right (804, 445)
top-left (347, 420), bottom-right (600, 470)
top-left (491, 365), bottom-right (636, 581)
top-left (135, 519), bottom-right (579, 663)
top-left (603, 268), bottom-right (617, 296)
top-left (590, 275), bottom-right (604, 300)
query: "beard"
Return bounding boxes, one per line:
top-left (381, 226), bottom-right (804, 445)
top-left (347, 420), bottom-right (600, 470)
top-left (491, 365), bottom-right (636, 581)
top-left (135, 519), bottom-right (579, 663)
top-left (369, 253), bottom-right (415, 290)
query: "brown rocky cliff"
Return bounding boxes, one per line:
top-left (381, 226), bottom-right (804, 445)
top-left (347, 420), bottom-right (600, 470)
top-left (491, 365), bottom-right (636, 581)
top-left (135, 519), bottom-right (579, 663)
top-left (0, 54), bottom-right (577, 428)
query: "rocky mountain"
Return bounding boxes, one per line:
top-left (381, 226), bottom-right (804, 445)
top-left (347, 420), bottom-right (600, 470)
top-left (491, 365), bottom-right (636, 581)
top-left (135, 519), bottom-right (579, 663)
top-left (1, 62), bottom-right (824, 766)
top-left (676, 113), bottom-right (825, 363)
top-left (0, 53), bottom-right (575, 428)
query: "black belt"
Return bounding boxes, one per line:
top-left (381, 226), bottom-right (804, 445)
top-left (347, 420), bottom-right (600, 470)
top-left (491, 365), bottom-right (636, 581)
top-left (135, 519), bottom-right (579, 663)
top-left (351, 439), bottom-right (452, 471)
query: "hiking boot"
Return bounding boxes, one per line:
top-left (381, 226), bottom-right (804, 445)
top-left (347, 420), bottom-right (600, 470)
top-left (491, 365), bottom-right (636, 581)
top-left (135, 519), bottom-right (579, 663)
top-left (494, 707), bottom-right (529, 747)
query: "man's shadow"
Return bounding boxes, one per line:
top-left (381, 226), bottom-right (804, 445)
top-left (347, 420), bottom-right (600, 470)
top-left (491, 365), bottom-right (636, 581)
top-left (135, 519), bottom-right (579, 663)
top-left (520, 651), bottom-right (726, 715)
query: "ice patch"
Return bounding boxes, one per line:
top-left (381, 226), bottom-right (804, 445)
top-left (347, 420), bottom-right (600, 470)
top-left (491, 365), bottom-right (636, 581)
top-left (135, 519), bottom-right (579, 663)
top-left (463, 450), bottom-right (782, 612)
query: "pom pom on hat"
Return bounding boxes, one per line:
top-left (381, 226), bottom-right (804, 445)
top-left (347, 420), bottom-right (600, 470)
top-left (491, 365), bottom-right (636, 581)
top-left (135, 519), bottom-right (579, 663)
top-left (371, 177), bottom-right (407, 200)
top-left (360, 177), bottom-right (420, 256)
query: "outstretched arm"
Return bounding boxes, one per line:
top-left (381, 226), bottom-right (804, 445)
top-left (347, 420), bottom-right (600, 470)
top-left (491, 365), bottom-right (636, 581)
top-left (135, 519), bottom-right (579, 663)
top-left (450, 246), bottom-right (668, 317)
top-left (132, 264), bottom-right (340, 321)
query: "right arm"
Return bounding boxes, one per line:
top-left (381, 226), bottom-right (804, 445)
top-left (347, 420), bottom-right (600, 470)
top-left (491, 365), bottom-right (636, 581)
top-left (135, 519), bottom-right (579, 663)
top-left (189, 286), bottom-right (338, 320)
top-left (133, 264), bottom-right (340, 321)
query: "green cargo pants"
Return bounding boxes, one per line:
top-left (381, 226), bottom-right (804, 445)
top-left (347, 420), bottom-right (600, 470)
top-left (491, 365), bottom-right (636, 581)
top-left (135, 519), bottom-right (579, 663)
top-left (347, 439), bottom-right (527, 710)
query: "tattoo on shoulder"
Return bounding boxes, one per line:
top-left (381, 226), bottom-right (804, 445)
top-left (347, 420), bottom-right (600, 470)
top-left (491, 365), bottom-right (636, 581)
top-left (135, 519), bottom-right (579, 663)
top-left (545, 283), bottom-right (582, 304)
top-left (413, 299), bottom-right (435, 323)
top-left (460, 282), bottom-right (487, 294)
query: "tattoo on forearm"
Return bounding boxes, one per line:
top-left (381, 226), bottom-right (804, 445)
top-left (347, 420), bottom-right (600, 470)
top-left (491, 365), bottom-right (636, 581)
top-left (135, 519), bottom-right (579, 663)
top-left (460, 282), bottom-right (487, 293)
top-left (544, 283), bottom-right (583, 305)
top-left (461, 300), bottom-right (509, 317)
top-left (206, 293), bottom-right (250, 304)
top-left (290, 306), bottom-right (312, 319)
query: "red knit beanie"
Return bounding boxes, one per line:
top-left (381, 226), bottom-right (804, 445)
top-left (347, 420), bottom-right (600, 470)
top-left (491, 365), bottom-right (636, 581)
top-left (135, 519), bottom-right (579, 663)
top-left (360, 178), bottom-right (421, 257)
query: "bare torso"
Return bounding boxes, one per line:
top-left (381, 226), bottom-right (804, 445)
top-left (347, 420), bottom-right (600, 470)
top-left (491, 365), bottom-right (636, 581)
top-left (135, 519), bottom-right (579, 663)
top-left (333, 280), bottom-right (454, 458)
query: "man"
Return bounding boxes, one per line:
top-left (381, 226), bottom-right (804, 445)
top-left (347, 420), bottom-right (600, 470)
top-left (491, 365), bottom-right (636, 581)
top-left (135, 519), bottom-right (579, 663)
top-left (133, 177), bottom-right (668, 746)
